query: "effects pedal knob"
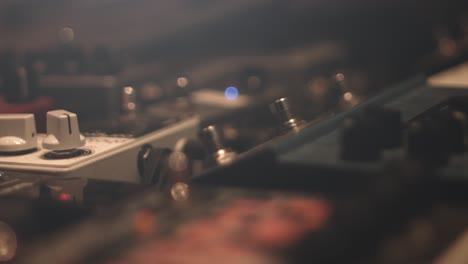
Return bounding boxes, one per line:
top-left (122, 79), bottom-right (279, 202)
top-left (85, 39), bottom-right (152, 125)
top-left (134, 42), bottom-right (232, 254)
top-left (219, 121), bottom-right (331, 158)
top-left (200, 125), bottom-right (237, 165)
top-left (270, 97), bottom-right (305, 135)
top-left (340, 106), bottom-right (402, 162)
top-left (363, 106), bottom-right (402, 149)
top-left (42, 110), bottom-right (85, 151)
top-left (447, 110), bottom-right (466, 153)
top-left (340, 116), bottom-right (381, 162)
top-left (0, 114), bottom-right (38, 153)
top-left (406, 119), bottom-right (450, 167)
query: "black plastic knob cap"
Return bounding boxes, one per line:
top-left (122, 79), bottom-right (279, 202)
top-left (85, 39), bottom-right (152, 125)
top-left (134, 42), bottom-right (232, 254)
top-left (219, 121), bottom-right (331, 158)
top-left (406, 119), bottom-right (450, 167)
top-left (340, 116), bottom-right (382, 162)
top-left (362, 106), bottom-right (403, 149)
top-left (340, 106), bottom-right (402, 162)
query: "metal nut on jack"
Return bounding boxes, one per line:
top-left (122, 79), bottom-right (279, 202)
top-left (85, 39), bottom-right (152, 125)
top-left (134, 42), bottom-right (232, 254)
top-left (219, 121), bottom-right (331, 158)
top-left (269, 97), bottom-right (305, 135)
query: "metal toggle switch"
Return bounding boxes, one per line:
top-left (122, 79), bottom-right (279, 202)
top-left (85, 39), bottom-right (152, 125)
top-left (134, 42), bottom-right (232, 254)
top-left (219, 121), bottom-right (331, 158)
top-left (200, 125), bottom-right (237, 165)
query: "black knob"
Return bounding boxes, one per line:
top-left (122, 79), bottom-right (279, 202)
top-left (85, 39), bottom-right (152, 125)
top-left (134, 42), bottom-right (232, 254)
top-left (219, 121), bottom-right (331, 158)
top-left (362, 106), bottom-right (402, 149)
top-left (429, 109), bottom-right (466, 154)
top-left (137, 145), bottom-right (172, 185)
top-left (446, 97), bottom-right (468, 153)
top-left (447, 111), bottom-right (466, 153)
top-left (340, 106), bottom-right (402, 162)
top-left (406, 119), bottom-right (450, 167)
top-left (340, 116), bottom-right (381, 162)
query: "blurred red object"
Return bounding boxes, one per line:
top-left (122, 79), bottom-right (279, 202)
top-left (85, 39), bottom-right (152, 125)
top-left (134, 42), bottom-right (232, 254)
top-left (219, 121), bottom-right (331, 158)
top-left (0, 95), bottom-right (56, 132)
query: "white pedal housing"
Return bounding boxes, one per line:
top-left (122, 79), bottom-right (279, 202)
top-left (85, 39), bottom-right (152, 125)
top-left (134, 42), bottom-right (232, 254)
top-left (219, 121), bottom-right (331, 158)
top-left (0, 117), bottom-right (200, 184)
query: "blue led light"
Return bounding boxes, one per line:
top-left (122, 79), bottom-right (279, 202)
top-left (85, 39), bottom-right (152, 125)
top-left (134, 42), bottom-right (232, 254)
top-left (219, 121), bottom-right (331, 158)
top-left (224, 86), bottom-right (239, 101)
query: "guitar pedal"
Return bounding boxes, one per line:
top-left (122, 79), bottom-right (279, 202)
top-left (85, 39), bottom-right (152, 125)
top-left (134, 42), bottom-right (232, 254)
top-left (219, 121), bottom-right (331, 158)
top-left (0, 110), bottom-right (200, 185)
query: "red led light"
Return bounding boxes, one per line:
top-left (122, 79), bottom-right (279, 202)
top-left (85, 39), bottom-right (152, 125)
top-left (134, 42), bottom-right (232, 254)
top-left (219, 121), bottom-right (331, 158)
top-left (58, 192), bottom-right (72, 202)
top-left (133, 209), bottom-right (158, 237)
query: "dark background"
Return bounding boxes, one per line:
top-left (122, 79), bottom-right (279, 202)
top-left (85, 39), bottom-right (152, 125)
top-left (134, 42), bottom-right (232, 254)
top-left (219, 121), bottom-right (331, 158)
top-left (1, 0), bottom-right (467, 68)
top-left (0, 0), bottom-right (467, 110)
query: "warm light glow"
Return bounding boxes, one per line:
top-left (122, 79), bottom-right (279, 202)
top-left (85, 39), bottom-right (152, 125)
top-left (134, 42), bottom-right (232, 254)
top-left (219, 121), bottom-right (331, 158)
top-left (343, 92), bottom-right (353, 101)
top-left (127, 102), bottom-right (136, 110)
top-left (307, 78), bottom-right (327, 96)
top-left (224, 86), bottom-right (239, 100)
top-left (452, 111), bottom-right (466, 122)
top-left (170, 182), bottom-right (190, 201)
top-left (123, 86), bottom-right (134, 95)
top-left (58, 27), bottom-right (75, 43)
top-left (177, 77), bottom-right (189, 88)
top-left (439, 38), bottom-right (457, 57)
top-left (223, 125), bottom-right (239, 139)
top-left (133, 209), bottom-right (158, 237)
top-left (335, 73), bottom-right (345, 82)
top-left (0, 222), bottom-right (17, 262)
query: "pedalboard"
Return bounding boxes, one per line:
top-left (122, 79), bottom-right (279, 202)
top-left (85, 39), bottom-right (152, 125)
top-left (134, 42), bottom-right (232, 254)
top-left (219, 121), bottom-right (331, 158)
top-left (194, 61), bottom-right (468, 189)
top-left (276, 63), bottom-right (468, 180)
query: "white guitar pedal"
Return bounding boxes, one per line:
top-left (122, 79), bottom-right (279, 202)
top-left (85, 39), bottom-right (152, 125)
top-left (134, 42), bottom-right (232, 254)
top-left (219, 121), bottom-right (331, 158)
top-left (0, 110), bottom-right (200, 184)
